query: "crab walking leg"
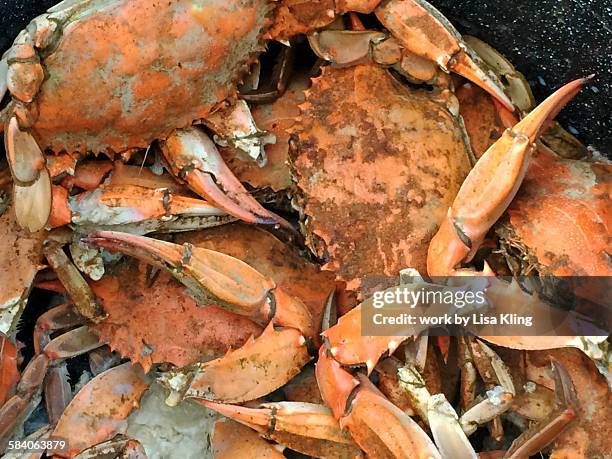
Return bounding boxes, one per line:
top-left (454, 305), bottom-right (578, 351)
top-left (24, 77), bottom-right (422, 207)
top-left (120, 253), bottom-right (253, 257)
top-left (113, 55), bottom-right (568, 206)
top-left (505, 359), bottom-right (578, 458)
top-left (316, 349), bottom-right (441, 459)
top-left (375, 0), bottom-right (514, 111)
top-left (33, 304), bottom-right (88, 425)
top-left (427, 77), bottom-right (588, 276)
top-left (204, 99), bottom-right (276, 166)
top-left (0, 354), bottom-right (47, 450)
top-left (199, 400), bottom-right (364, 458)
top-left (0, 305), bottom-right (105, 437)
top-left (42, 241), bottom-right (106, 323)
top-left (84, 231), bottom-right (315, 338)
top-left (160, 127), bottom-right (293, 229)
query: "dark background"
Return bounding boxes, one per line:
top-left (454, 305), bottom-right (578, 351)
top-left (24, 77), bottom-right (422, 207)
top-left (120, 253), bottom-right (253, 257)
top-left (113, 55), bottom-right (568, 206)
top-left (1, 0), bottom-right (610, 153)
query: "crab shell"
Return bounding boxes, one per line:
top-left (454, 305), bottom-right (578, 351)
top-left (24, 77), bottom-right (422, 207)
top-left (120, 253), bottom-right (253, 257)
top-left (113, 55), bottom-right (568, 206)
top-left (496, 148), bottom-right (611, 309)
top-left (291, 62), bottom-right (471, 293)
top-left (14, 0), bottom-right (272, 153)
top-left (90, 258), bottom-right (264, 372)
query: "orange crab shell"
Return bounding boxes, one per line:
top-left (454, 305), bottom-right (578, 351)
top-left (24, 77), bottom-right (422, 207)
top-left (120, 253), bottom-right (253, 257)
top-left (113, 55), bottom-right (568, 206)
top-left (456, 83), bottom-right (506, 159)
top-left (31, 0), bottom-right (272, 153)
top-left (291, 63), bottom-right (470, 293)
top-left (499, 148), bottom-right (611, 277)
top-left (90, 259), bottom-right (263, 372)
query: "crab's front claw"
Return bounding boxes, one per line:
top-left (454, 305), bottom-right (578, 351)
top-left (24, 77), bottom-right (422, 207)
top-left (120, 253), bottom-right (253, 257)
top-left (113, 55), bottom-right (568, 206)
top-left (428, 77), bottom-right (589, 276)
top-left (316, 348), bottom-right (441, 458)
top-left (200, 400), bottom-right (363, 458)
top-left (159, 323), bottom-right (310, 404)
top-left (160, 127), bottom-right (292, 230)
top-left (375, 0), bottom-right (514, 111)
top-left (85, 230), bottom-right (315, 337)
top-left (48, 183), bottom-right (231, 231)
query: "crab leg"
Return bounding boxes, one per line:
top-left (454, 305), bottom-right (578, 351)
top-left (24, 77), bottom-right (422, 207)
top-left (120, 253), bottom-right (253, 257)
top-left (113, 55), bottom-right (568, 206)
top-left (0, 354), bottom-right (47, 450)
top-left (42, 241), bottom-right (106, 323)
top-left (427, 77), bottom-right (588, 276)
top-left (4, 116), bottom-right (51, 232)
top-left (0, 333), bottom-right (20, 406)
top-left (160, 127), bottom-right (292, 230)
top-left (49, 183), bottom-right (232, 230)
top-left (199, 400), bottom-right (364, 458)
top-left (34, 304), bottom-right (87, 425)
top-left (204, 99), bottom-right (276, 166)
top-left (504, 359), bottom-right (578, 458)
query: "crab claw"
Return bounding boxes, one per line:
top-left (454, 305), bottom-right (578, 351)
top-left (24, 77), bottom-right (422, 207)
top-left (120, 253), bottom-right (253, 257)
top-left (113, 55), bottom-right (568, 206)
top-left (48, 183), bottom-right (231, 230)
top-left (428, 77), bottom-right (589, 276)
top-left (376, 0), bottom-right (514, 111)
top-left (85, 230), bottom-right (314, 337)
top-left (316, 349), bottom-right (441, 458)
top-left (160, 127), bottom-right (292, 230)
top-left (199, 400), bottom-right (363, 458)
top-left (159, 322), bottom-right (310, 404)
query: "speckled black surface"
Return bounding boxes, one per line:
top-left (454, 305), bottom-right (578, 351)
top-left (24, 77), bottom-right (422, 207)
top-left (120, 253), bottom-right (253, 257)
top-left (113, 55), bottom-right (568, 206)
top-left (1, 0), bottom-right (610, 152)
top-left (430, 0), bottom-right (611, 154)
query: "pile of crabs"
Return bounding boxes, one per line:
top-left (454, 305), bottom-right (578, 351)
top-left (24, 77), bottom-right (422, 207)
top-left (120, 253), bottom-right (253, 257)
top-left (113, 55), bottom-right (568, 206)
top-left (0, 0), bottom-right (610, 458)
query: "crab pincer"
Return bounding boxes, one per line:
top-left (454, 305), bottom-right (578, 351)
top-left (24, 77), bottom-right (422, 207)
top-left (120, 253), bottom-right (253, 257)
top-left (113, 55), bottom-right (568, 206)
top-left (427, 76), bottom-right (591, 277)
top-left (375, 0), bottom-right (514, 111)
top-left (48, 183), bottom-right (232, 231)
top-left (316, 349), bottom-right (441, 459)
top-left (160, 128), bottom-right (293, 230)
